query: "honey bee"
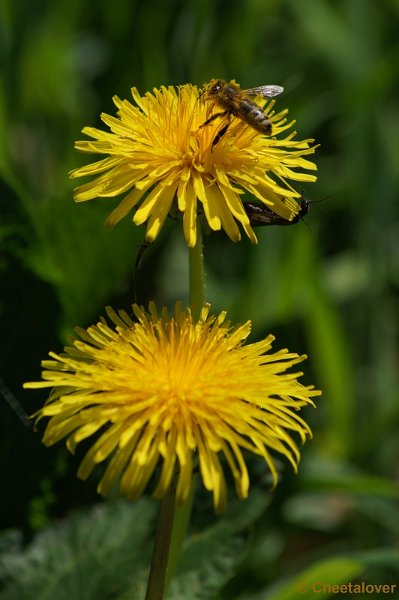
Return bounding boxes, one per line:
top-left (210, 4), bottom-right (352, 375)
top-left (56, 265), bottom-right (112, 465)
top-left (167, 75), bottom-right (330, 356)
top-left (200, 78), bottom-right (284, 147)
top-left (244, 196), bottom-right (311, 227)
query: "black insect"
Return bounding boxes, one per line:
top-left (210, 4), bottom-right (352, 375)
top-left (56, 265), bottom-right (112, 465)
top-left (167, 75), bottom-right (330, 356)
top-left (244, 196), bottom-right (311, 227)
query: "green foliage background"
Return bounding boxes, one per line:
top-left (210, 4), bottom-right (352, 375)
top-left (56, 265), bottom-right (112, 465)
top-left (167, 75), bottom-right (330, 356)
top-left (1, 0), bottom-right (399, 598)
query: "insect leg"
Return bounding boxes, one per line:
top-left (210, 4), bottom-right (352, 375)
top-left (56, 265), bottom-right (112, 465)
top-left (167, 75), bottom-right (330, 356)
top-left (200, 110), bottom-right (228, 128)
top-left (212, 122), bottom-right (230, 147)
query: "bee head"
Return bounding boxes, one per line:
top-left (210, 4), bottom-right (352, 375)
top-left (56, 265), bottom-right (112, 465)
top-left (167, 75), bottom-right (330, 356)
top-left (206, 79), bottom-right (224, 97)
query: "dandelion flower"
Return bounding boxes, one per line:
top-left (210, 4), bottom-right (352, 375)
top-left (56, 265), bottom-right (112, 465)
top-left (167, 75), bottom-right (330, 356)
top-left (25, 302), bottom-right (320, 513)
top-left (69, 82), bottom-right (317, 247)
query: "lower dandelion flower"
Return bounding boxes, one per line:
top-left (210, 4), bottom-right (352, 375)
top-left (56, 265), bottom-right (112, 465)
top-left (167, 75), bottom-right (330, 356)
top-left (69, 82), bottom-right (318, 247)
top-left (25, 302), bottom-right (321, 513)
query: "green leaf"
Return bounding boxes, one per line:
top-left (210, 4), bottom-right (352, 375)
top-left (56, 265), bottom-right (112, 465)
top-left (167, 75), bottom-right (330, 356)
top-left (269, 556), bottom-right (363, 600)
top-left (301, 457), bottom-right (399, 498)
top-left (168, 490), bottom-right (271, 600)
top-left (0, 499), bottom-right (155, 600)
top-left (24, 195), bottom-right (142, 337)
top-left (240, 548), bottom-right (399, 600)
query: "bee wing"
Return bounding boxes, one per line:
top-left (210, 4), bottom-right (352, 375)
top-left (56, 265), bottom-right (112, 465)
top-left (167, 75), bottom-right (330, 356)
top-left (244, 85), bottom-right (284, 98)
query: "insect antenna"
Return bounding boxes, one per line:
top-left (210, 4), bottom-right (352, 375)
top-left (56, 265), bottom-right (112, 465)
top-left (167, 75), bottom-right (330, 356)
top-left (297, 193), bottom-right (330, 230)
top-left (197, 85), bottom-right (207, 101)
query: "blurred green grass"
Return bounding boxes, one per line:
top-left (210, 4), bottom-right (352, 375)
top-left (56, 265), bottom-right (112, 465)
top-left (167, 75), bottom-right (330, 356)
top-left (1, 0), bottom-right (399, 597)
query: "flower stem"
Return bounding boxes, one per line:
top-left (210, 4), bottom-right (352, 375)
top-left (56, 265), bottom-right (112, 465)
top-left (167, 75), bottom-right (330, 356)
top-left (188, 220), bottom-right (205, 316)
top-left (145, 478), bottom-right (177, 600)
top-left (144, 221), bottom-right (204, 599)
top-left (162, 223), bottom-right (204, 582)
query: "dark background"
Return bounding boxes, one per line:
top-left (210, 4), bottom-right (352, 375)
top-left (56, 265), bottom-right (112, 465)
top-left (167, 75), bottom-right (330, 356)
top-left (1, 0), bottom-right (399, 597)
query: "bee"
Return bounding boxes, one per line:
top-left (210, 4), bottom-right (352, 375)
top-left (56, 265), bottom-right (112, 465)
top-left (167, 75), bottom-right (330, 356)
top-left (200, 78), bottom-right (284, 147)
top-left (244, 196), bottom-right (311, 227)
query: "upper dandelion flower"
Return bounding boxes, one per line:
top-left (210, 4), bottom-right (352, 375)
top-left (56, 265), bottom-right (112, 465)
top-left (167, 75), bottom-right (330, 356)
top-left (70, 82), bottom-right (317, 247)
top-left (25, 302), bottom-right (320, 513)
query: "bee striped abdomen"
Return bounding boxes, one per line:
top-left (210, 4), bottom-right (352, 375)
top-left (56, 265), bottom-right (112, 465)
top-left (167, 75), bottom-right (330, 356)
top-left (237, 100), bottom-right (271, 134)
top-left (201, 79), bottom-right (283, 145)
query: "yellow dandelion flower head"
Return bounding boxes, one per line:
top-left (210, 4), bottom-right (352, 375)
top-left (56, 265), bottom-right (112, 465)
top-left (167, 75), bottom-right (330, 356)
top-left (70, 81), bottom-right (318, 247)
top-left (25, 302), bottom-right (321, 513)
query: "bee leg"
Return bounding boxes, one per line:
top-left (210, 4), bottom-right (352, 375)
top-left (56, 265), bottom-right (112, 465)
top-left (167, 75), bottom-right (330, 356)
top-left (200, 110), bottom-right (228, 128)
top-left (212, 122), bottom-right (230, 147)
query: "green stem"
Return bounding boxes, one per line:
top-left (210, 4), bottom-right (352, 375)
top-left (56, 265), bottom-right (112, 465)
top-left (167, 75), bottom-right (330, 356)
top-left (145, 478), bottom-right (177, 600)
top-left (144, 220), bottom-right (205, 599)
top-left (165, 483), bottom-right (195, 588)
top-left (188, 219), bottom-right (205, 315)
top-left (164, 222), bottom-right (205, 582)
